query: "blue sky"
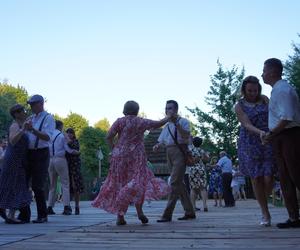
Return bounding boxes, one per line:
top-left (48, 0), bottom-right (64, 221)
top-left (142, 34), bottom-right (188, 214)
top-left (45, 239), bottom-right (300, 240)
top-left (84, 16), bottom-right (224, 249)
top-left (1, 0), bottom-right (299, 125)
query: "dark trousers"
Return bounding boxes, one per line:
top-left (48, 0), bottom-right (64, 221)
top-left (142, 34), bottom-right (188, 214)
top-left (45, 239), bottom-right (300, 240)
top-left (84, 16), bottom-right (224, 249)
top-left (184, 173), bottom-right (191, 195)
top-left (272, 127), bottom-right (300, 220)
top-left (20, 148), bottom-right (50, 220)
top-left (222, 173), bottom-right (235, 207)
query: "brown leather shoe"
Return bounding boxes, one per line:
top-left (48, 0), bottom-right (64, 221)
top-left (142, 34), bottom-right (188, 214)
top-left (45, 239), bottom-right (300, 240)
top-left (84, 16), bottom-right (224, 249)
top-left (177, 214), bottom-right (196, 220)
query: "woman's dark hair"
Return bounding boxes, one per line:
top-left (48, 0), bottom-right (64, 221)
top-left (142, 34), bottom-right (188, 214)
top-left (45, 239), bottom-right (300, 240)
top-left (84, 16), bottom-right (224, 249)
top-left (123, 100), bottom-right (139, 116)
top-left (241, 75), bottom-right (262, 100)
top-left (192, 137), bottom-right (203, 147)
top-left (9, 104), bottom-right (24, 118)
top-left (55, 120), bottom-right (63, 130)
top-left (66, 128), bottom-right (76, 139)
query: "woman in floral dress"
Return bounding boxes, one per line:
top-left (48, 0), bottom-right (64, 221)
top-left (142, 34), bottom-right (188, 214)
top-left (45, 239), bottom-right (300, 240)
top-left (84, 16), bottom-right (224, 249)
top-left (208, 157), bottom-right (223, 207)
top-left (0, 104), bottom-right (32, 223)
top-left (65, 128), bottom-right (84, 215)
top-left (188, 137), bottom-right (209, 211)
top-left (235, 75), bottom-right (275, 226)
top-left (92, 101), bottom-right (171, 225)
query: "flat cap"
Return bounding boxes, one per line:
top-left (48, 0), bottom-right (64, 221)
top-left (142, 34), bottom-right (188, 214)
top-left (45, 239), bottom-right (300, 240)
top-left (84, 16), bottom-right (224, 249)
top-left (27, 94), bottom-right (44, 104)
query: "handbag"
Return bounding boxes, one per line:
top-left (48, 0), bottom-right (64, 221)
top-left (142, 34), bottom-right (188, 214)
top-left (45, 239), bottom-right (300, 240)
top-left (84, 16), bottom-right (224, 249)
top-left (167, 125), bottom-right (195, 166)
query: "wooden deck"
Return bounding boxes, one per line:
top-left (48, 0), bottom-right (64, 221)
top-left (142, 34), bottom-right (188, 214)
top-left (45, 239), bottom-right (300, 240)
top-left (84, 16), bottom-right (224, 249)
top-left (0, 199), bottom-right (299, 249)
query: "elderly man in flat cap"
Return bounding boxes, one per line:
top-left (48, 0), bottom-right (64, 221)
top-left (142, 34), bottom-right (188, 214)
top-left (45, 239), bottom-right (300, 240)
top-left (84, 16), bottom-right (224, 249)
top-left (18, 94), bottom-right (55, 223)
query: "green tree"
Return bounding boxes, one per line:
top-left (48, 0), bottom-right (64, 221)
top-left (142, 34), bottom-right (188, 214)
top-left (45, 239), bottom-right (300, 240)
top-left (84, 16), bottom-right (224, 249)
top-left (285, 34), bottom-right (300, 96)
top-left (0, 83), bottom-right (29, 106)
top-left (63, 112), bottom-right (89, 137)
top-left (94, 118), bottom-right (110, 132)
top-left (187, 61), bottom-right (244, 157)
top-left (53, 113), bottom-right (64, 122)
top-left (0, 83), bottom-right (29, 137)
top-left (78, 127), bottom-right (109, 178)
top-left (0, 93), bottom-right (16, 137)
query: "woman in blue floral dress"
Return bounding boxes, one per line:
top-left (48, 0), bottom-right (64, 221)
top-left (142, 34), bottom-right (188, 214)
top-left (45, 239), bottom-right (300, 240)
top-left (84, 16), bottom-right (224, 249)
top-left (208, 156), bottom-right (223, 207)
top-left (0, 104), bottom-right (32, 224)
top-left (235, 76), bottom-right (275, 226)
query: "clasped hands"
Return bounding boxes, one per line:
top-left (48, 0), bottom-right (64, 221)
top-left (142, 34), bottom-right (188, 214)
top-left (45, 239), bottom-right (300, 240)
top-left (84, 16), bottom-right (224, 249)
top-left (260, 130), bottom-right (272, 145)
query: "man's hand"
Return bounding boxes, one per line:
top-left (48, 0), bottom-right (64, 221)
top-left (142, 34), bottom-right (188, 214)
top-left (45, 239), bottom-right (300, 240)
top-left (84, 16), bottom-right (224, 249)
top-left (261, 131), bottom-right (272, 145)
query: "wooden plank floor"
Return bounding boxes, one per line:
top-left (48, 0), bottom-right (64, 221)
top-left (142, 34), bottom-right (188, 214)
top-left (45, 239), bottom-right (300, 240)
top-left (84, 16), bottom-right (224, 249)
top-left (0, 199), bottom-right (299, 249)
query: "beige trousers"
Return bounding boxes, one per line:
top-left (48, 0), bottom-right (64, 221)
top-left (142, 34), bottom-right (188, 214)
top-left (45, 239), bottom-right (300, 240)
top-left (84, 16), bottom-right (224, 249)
top-left (162, 146), bottom-right (195, 219)
top-left (48, 156), bottom-right (70, 207)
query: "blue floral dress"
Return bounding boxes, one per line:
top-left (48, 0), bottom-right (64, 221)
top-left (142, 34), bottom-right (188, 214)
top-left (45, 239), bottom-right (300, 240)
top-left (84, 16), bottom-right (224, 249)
top-left (237, 100), bottom-right (275, 178)
top-left (0, 132), bottom-right (32, 209)
top-left (208, 166), bottom-right (223, 195)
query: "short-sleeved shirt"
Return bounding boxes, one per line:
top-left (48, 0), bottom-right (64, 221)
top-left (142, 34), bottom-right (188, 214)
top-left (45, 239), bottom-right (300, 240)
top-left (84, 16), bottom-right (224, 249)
top-left (269, 79), bottom-right (300, 130)
top-left (158, 117), bottom-right (190, 146)
top-left (27, 111), bottom-right (55, 149)
top-left (217, 156), bottom-right (232, 174)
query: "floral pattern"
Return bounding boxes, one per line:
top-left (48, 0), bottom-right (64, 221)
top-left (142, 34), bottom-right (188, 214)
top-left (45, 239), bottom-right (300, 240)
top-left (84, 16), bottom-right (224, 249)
top-left (187, 145), bottom-right (207, 190)
top-left (92, 116), bottom-right (170, 215)
top-left (237, 100), bottom-right (276, 178)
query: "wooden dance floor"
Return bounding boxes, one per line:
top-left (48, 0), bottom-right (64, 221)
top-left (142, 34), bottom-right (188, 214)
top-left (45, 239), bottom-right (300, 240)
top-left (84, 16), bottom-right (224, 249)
top-left (0, 199), bottom-right (299, 249)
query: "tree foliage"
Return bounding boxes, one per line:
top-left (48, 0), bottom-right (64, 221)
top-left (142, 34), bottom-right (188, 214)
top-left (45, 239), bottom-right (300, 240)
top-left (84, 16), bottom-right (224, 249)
top-left (0, 83), bottom-right (29, 106)
top-left (94, 118), bottom-right (110, 132)
top-left (0, 83), bottom-right (29, 137)
top-left (285, 34), bottom-right (300, 97)
top-left (78, 127), bottom-right (110, 178)
top-left (187, 61), bottom-right (244, 157)
top-left (63, 112), bottom-right (89, 137)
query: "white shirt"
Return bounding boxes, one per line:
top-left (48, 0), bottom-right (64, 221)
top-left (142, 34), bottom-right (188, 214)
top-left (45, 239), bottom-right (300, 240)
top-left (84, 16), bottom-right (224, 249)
top-left (269, 79), bottom-right (300, 130)
top-left (217, 156), bottom-right (232, 173)
top-left (50, 129), bottom-right (74, 157)
top-left (27, 111), bottom-right (55, 149)
top-left (158, 117), bottom-right (190, 146)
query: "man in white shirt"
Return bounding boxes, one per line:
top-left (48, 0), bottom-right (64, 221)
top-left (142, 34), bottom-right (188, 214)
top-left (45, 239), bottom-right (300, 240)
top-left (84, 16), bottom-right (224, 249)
top-left (153, 100), bottom-right (195, 222)
top-left (262, 58), bottom-right (300, 229)
top-left (18, 94), bottom-right (55, 224)
top-left (47, 120), bottom-right (78, 216)
top-left (217, 151), bottom-right (235, 207)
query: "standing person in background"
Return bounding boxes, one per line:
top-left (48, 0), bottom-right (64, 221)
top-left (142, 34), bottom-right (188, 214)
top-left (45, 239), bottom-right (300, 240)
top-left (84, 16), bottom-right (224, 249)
top-left (47, 120), bottom-right (79, 216)
top-left (154, 100), bottom-right (195, 222)
top-left (217, 151), bottom-right (235, 207)
top-left (92, 100), bottom-right (171, 225)
top-left (19, 95), bottom-right (55, 223)
top-left (188, 137), bottom-right (209, 212)
top-left (231, 166), bottom-right (241, 201)
top-left (262, 58), bottom-right (300, 229)
top-left (65, 128), bottom-right (84, 215)
top-left (235, 75), bottom-right (275, 226)
top-left (0, 104), bottom-right (32, 223)
top-left (207, 156), bottom-right (223, 207)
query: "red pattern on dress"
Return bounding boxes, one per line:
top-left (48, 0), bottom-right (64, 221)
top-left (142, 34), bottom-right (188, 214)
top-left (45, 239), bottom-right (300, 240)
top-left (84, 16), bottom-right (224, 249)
top-left (92, 115), bottom-right (170, 215)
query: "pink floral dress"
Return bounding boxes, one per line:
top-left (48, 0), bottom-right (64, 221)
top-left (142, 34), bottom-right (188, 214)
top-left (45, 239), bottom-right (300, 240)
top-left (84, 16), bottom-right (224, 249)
top-left (92, 115), bottom-right (170, 215)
